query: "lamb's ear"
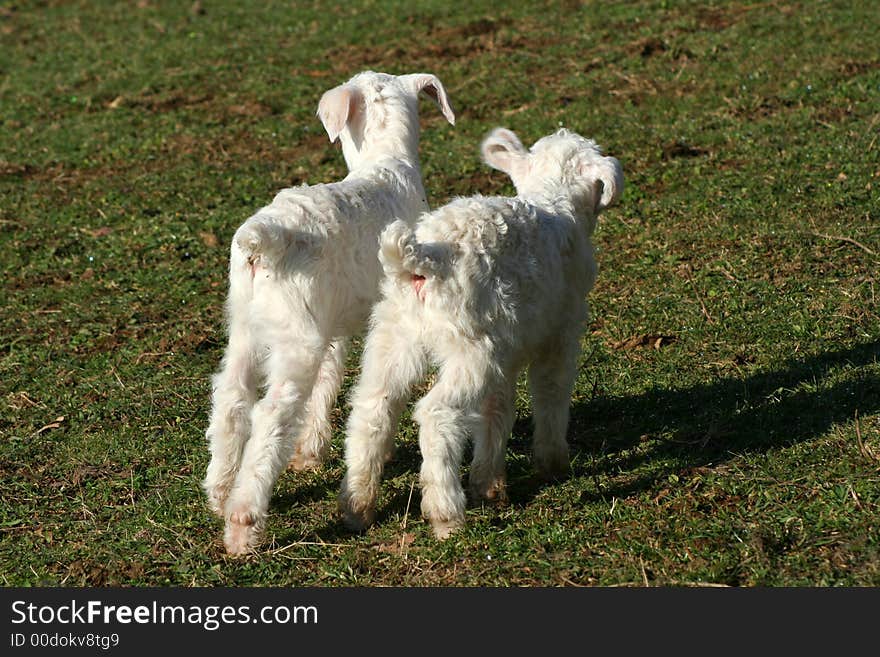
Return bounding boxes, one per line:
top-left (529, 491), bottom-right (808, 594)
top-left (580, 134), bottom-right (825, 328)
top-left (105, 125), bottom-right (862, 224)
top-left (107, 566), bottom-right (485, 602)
top-left (316, 85), bottom-right (363, 143)
top-left (481, 128), bottom-right (528, 177)
top-left (583, 155), bottom-right (624, 212)
top-left (403, 73), bottom-right (456, 125)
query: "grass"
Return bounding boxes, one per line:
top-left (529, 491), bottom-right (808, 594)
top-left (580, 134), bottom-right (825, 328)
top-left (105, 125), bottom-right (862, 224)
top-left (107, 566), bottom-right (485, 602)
top-left (1, 0), bottom-right (878, 586)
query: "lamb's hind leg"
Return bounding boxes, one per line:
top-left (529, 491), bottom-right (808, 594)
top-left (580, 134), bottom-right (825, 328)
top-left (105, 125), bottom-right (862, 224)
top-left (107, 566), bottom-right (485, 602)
top-left (414, 351), bottom-right (491, 539)
top-left (203, 248), bottom-right (258, 517)
top-left (469, 377), bottom-right (517, 505)
top-left (339, 313), bottom-right (426, 532)
top-left (222, 336), bottom-right (325, 555)
top-left (289, 338), bottom-right (349, 471)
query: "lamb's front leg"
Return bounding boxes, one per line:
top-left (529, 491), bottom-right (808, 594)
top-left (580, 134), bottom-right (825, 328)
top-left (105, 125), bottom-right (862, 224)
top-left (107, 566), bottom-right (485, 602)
top-left (222, 343), bottom-right (324, 555)
top-left (289, 338), bottom-right (348, 471)
top-left (528, 330), bottom-right (581, 480)
top-left (339, 314), bottom-right (426, 531)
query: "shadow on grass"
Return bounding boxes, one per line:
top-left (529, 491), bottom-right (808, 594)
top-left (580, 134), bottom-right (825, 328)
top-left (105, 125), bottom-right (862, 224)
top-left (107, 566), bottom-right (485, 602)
top-left (553, 339), bottom-right (880, 504)
top-left (278, 340), bottom-right (880, 539)
top-left (272, 440), bottom-right (426, 543)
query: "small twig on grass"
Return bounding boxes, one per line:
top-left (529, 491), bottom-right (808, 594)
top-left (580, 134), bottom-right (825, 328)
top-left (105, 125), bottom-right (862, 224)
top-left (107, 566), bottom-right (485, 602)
top-left (811, 232), bottom-right (877, 256)
top-left (866, 113), bottom-right (879, 151)
top-left (854, 410), bottom-right (879, 464)
top-left (670, 581), bottom-right (732, 588)
top-left (144, 515), bottom-right (188, 557)
top-left (135, 351), bottom-right (175, 364)
top-left (639, 556), bottom-right (649, 587)
top-left (33, 416), bottom-right (65, 436)
top-left (400, 479), bottom-right (416, 559)
top-left (268, 540), bottom-right (348, 556)
top-left (682, 265), bottom-right (714, 324)
top-left (501, 102), bottom-right (534, 116)
top-left (717, 264), bottom-right (741, 283)
top-left (10, 391), bottom-right (45, 409)
top-left (849, 485), bottom-right (863, 510)
top-left (560, 575), bottom-right (588, 587)
top-left (110, 365), bottom-right (126, 389)
top-left (78, 490), bottom-right (95, 522)
top-left (167, 388), bottom-right (193, 405)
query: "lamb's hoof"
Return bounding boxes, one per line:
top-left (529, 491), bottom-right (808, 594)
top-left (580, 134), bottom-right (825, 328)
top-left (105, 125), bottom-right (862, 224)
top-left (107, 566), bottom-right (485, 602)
top-left (223, 508), bottom-right (264, 556)
top-left (289, 448), bottom-right (323, 472)
top-left (430, 517), bottom-right (463, 540)
top-left (340, 501), bottom-right (376, 533)
top-left (469, 478), bottom-right (509, 507)
top-left (535, 462), bottom-right (570, 482)
top-left (534, 448), bottom-right (571, 482)
top-left (204, 483), bottom-right (229, 519)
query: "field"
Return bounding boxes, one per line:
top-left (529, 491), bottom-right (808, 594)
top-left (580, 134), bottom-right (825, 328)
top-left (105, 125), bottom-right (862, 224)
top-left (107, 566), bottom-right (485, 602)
top-left (1, 0), bottom-right (878, 586)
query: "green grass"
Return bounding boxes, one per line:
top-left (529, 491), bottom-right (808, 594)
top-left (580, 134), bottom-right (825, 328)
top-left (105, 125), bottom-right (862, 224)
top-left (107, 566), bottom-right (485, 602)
top-left (1, 0), bottom-right (878, 586)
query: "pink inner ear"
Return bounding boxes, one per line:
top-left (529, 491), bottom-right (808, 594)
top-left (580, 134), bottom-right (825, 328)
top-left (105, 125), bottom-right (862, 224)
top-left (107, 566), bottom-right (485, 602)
top-left (418, 80), bottom-right (455, 124)
top-left (318, 86), bottom-right (355, 142)
top-left (422, 84), bottom-right (440, 105)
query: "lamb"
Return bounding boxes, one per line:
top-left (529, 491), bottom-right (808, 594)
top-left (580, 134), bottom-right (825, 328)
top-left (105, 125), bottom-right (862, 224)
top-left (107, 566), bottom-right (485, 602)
top-left (202, 70), bottom-right (456, 555)
top-left (339, 127), bottom-right (623, 538)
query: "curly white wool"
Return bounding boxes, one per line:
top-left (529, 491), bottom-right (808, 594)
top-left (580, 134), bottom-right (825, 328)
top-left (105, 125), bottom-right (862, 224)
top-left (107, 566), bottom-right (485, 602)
top-left (340, 127), bottom-right (623, 538)
top-left (202, 70), bottom-right (455, 555)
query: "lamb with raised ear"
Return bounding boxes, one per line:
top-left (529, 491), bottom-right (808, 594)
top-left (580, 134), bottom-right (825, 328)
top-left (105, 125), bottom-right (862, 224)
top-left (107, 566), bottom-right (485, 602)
top-left (203, 70), bottom-right (455, 555)
top-left (339, 127), bottom-right (622, 539)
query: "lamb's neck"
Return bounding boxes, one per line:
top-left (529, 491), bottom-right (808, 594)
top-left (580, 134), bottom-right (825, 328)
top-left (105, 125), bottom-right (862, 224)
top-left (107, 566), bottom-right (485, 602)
top-left (341, 119), bottom-right (422, 173)
top-left (523, 190), bottom-right (578, 220)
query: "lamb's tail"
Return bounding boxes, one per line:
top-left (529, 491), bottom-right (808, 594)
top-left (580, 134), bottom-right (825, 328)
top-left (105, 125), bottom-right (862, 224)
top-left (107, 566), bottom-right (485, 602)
top-left (233, 214), bottom-right (323, 272)
top-left (379, 219), bottom-right (452, 280)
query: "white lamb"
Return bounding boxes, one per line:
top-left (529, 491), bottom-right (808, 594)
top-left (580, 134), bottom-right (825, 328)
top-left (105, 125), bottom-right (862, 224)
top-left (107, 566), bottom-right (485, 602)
top-left (203, 70), bottom-right (456, 555)
top-left (339, 127), bottom-right (623, 538)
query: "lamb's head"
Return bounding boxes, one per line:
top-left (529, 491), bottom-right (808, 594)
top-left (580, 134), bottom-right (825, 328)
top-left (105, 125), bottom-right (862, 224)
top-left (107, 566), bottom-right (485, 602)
top-left (481, 127), bottom-right (623, 231)
top-left (317, 71), bottom-right (455, 170)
